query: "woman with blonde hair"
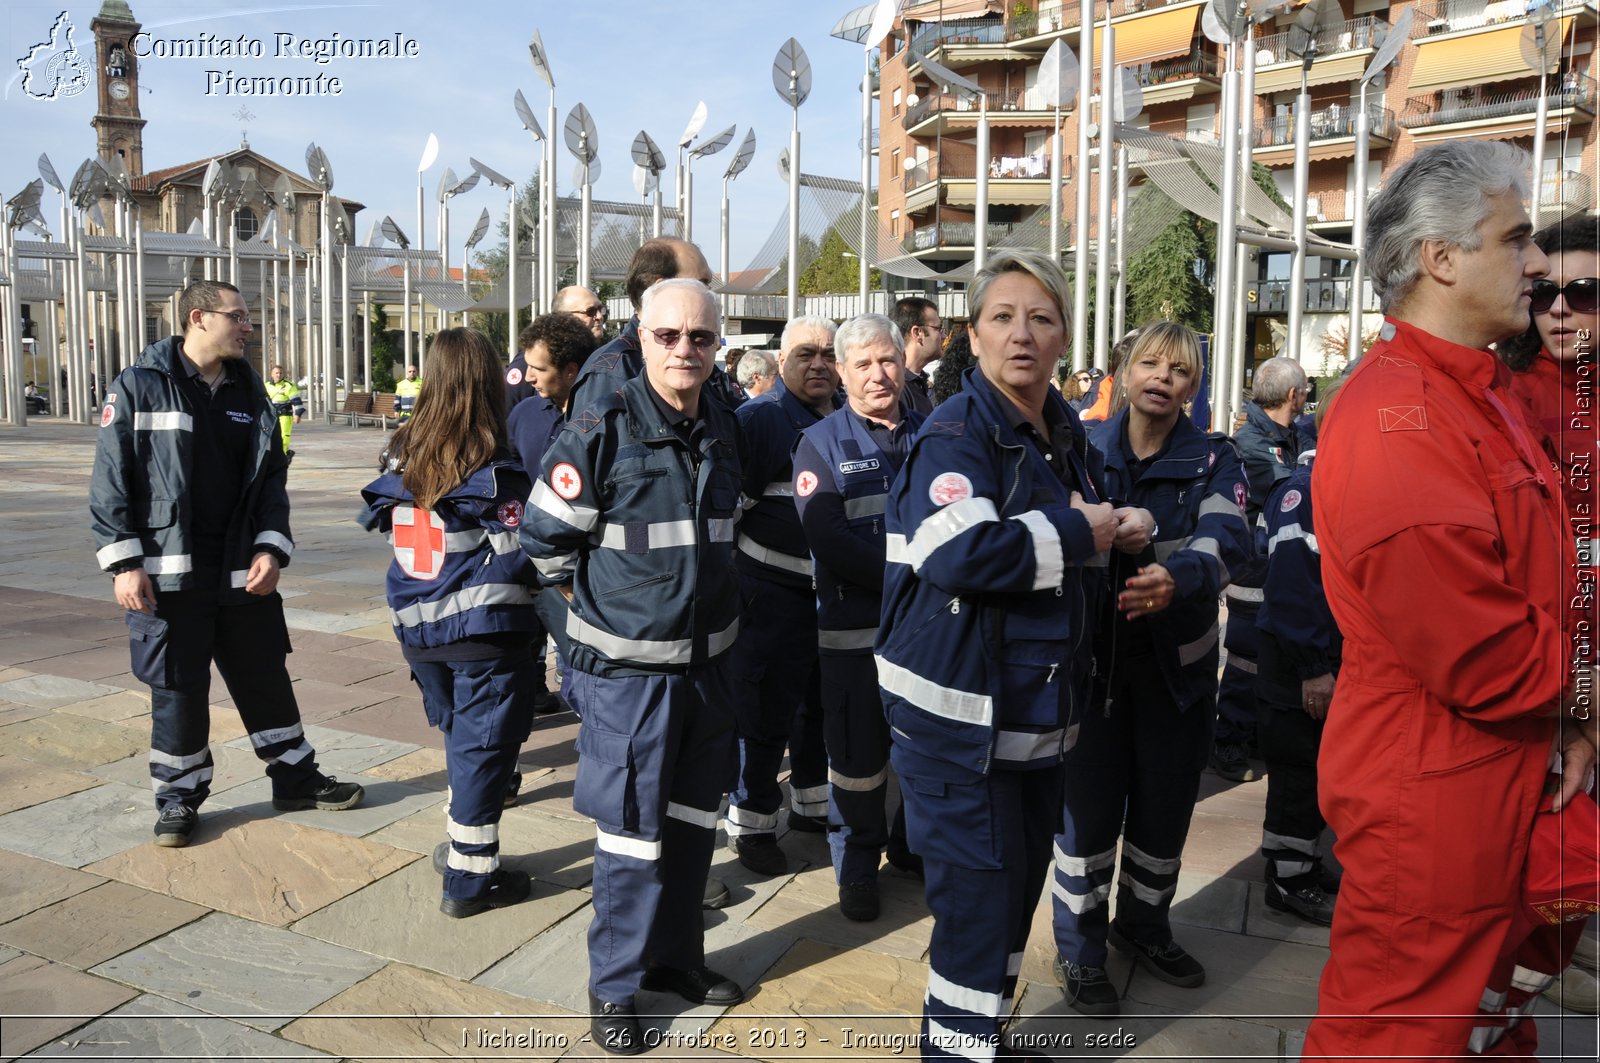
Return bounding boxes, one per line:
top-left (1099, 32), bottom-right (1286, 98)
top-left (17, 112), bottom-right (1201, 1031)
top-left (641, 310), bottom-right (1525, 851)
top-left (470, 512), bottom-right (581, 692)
top-left (359, 327), bottom-right (541, 918)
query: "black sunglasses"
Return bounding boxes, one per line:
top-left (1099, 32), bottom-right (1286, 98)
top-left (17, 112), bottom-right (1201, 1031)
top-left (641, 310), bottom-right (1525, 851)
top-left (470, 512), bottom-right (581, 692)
top-left (645, 326), bottom-right (719, 351)
top-left (1531, 277), bottom-right (1598, 315)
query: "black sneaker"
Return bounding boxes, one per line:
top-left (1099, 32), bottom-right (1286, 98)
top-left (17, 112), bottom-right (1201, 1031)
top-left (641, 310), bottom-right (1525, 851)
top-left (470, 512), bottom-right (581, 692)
top-left (532, 691), bottom-right (566, 716)
top-left (1265, 873), bottom-right (1336, 927)
top-left (154, 804), bottom-right (197, 848)
top-left (702, 876), bottom-right (732, 910)
top-left (640, 964), bottom-right (743, 1006)
top-left (272, 775), bottom-right (366, 812)
top-left (1055, 955), bottom-right (1119, 1016)
top-left (732, 835), bottom-right (789, 877)
top-left (439, 867), bottom-right (532, 918)
top-left (839, 881), bottom-right (880, 922)
top-left (589, 992), bottom-right (644, 1056)
top-left (886, 837), bottom-right (924, 877)
top-left (1108, 922), bottom-right (1205, 987)
top-left (787, 810), bottom-right (829, 833)
top-left (1208, 742), bottom-right (1259, 782)
top-left (504, 770), bottom-right (523, 808)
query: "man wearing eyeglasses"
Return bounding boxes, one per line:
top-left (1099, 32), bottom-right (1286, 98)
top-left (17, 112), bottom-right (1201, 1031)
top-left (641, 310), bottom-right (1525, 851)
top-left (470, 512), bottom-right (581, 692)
top-left (90, 280), bottom-right (363, 850)
top-left (723, 316), bottom-right (841, 878)
top-left (521, 278), bottom-right (745, 1056)
top-left (553, 285), bottom-right (608, 343)
top-left (891, 296), bottom-right (943, 416)
top-left (1305, 141), bottom-right (1593, 1059)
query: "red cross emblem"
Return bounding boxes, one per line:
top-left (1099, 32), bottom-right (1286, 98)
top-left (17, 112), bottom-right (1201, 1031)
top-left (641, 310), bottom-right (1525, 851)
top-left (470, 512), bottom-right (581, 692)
top-left (796, 470), bottom-right (819, 497)
top-left (393, 505), bottom-right (447, 580)
top-left (550, 462), bottom-right (583, 501)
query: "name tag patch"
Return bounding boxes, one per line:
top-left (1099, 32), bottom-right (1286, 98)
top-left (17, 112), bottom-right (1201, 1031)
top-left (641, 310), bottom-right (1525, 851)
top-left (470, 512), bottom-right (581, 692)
top-left (839, 458), bottom-right (880, 475)
top-left (227, 410), bottom-right (254, 425)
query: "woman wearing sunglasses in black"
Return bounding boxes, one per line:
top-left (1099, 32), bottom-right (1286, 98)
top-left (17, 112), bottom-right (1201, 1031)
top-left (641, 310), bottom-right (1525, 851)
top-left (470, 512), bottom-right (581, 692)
top-left (1500, 211), bottom-right (1599, 1016)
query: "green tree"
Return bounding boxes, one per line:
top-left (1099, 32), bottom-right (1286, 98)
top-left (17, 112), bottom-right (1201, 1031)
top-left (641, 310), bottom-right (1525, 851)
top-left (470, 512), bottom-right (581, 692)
top-left (368, 303), bottom-right (399, 391)
top-left (469, 174), bottom-right (540, 354)
top-left (797, 227), bottom-right (882, 296)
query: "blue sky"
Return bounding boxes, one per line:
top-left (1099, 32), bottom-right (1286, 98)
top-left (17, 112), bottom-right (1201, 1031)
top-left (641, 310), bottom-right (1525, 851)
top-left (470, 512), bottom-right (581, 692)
top-left (1, 0), bottom-right (876, 276)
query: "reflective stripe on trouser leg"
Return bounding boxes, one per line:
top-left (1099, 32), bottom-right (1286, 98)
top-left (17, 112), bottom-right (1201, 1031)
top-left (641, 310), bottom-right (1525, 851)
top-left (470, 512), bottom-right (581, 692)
top-left (821, 653), bottom-right (892, 885)
top-left (726, 574), bottom-right (817, 838)
top-left (574, 664), bottom-right (736, 1003)
top-left (410, 654), bottom-right (534, 900)
top-left (138, 588), bottom-right (228, 811)
top-left (1215, 597), bottom-right (1259, 747)
top-left (905, 764), bottom-right (1062, 1062)
top-left (787, 663), bottom-right (829, 818)
top-left (149, 746), bottom-right (214, 808)
top-left (1053, 673), bottom-right (1132, 969)
top-left (1256, 693), bottom-right (1327, 880)
top-left (209, 593), bottom-right (323, 793)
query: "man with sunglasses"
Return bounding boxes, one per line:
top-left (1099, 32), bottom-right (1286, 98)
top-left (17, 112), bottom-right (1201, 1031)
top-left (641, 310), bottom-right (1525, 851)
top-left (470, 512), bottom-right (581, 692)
top-left (90, 280), bottom-right (363, 849)
top-left (521, 278), bottom-right (745, 1056)
top-left (723, 316), bottom-right (842, 878)
top-left (891, 296), bottom-right (943, 415)
top-left (506, 286), bottom-right (607, 411)
top-left (1305, 143), bottom-right (1594, 1058)
top-left (554, 285), bottom-right (608, 343)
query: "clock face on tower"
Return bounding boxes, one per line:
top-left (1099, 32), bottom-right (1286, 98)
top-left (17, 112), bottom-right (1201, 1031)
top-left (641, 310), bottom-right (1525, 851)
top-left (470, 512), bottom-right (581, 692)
top-left (109, 79), bottom-right (129, 100)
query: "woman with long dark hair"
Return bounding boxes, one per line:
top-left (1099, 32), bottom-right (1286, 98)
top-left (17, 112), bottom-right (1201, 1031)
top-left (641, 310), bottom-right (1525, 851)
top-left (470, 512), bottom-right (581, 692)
top-left (359, 327), bottom-right (541, 918)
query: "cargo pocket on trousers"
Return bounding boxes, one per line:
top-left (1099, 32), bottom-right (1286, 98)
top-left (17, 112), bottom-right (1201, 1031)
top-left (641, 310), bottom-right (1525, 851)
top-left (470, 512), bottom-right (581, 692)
top-left (125, 611), bottom-right (172, 687)
top-left (891, 743), bottom-right (1001, 871)
top-left (574, 722), bottom-right (636, 833)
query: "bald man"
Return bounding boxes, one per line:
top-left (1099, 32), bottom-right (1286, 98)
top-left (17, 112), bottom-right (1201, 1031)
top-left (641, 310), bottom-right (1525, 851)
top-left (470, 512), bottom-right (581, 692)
top-left (554, 285), bottom-right (608, 343)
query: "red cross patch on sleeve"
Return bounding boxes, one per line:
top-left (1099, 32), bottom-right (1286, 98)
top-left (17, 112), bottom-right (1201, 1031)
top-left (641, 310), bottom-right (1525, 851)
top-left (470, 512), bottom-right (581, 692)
top-left (550, 462), bottom-right (583, 501)
top-left (496, 500), bottom-right (523, 527)
top-left (796, 470), bottom-right (819, 497)
top-left (506, 367), bottom-right (523, 386)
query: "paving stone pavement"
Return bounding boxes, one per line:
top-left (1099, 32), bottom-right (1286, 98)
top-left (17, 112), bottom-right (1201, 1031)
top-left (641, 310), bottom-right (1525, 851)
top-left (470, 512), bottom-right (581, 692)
top-left (1, 418), bottom-right (1594, 1061)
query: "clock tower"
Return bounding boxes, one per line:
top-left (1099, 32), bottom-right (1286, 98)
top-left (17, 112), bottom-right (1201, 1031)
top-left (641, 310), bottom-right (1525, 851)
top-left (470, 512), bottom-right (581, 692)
top-left (90, 0), bottom-right (146, 177)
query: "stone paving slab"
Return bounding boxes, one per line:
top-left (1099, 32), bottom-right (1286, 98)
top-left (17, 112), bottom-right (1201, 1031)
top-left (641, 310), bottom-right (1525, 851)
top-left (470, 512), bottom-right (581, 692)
top-left (0, 782), bottom-right (155, 868)
top-left (0, 754), bottom-right (102, 816)
top-left (322, 694), bottom-right (443, 749)
top-left (90, 911), bottom-right (387, 1031)
top-left (0, 850), bottom-right (105, 925)
top-left (280, 961), bottom-right (589, 1062)
top-left (212, 774), bottom-right (443, 838)
top-left (742, 859), bottom-right (931, 963)
top-left (56, 689), bottom-right (150, 723)
top-left (24, 992), bottom-right (337, 1060)
top-left (83, 811), bottom-right (419, 927)
top-left (0, 881), bottom-right (205, 970)
top-left (90, 744), bottom-right (262, 799)
top-left (1119, 925), bottom-right (1327, 1032)
top-left (0, 954), bottom-right (138, 1059)
top-left (19, 644), bottom-right (139, 682)
top-left (282, 606), bottom-right (381, 633)
top-left (0, 713), bottom-right (147, 773)
top-left (360, 744), bottom-right (451, 788)
top-left (290, 856), bottom-right (589, 980)
top-left (0, 702), bottom-right (48, 729)
top-left (1011, 981), bottom-right (1286, 1060)
top-left (0, 635), bottom-right (103, 670)
top-left (0, 674), bottom-right (126, 709)
top-left (223, 723), bottom-right (418, 775)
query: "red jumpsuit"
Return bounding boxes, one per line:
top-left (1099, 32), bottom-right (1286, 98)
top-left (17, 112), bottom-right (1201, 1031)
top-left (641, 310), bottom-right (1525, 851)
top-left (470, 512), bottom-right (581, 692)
top-left (1306, 319), bottom-right (1576, 1061)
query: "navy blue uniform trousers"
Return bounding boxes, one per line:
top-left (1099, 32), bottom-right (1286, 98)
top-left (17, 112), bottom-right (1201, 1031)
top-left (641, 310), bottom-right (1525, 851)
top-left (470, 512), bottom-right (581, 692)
top-left (571, 662), bottom-right (737, 1004)
top-left (821, 652), bottom-right (907, 885)
top-left (1215, 593), bottom-right (1260, 749)
top-left (409, 649), bottom-right (536, 902)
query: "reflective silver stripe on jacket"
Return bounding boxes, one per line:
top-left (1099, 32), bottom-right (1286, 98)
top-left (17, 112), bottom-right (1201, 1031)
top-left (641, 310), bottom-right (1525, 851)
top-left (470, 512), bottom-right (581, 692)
top-left (876, 654), bottom-right (993, 727)
top-left (527, 479), bottom-right (600, 532)
top-left (229, 569), bottom-right (250, 588)
top-left (144, 553), bottom-right (194, 575)
top-left (819, 626), bottom-right (877, 651)
top-left (1267, 523), bottom-right (1318, 557)
top-left (762, 480), bottom-right (794, 498)
top-left (885, 533), bottom-right (909, 565)
top-left (1225, 585), bottom-right (1264, 603)
top-left (1177, 623), bottom-right (1220, 665)
top-left (1014, 510), bottom-right (1062, 590)
top-left (134, 411), bottom-right (193, 432)
top-left (737, 533), bottom-right (813, 576)
top-left (596, 519), bottom-right (698, 551)
top-left (566, 612), bottom-right (740, 665)
top-left (844, 495), bottom-right (887, 519)
top-left (97, 538), bottom-right (144, 569)
top-left (254, 530), bottom-right (294, 557)
top-left (905, 497), bottom-right (1000, 570)
top-left (390, 582), bottom-right (535, 628)
top-left (992, 728), bottom-right (1064, 765)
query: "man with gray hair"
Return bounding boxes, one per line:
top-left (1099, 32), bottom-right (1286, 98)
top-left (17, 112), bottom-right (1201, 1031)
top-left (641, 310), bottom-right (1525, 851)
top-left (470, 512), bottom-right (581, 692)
top-left (734, 349), bottom-right (777, 398)
top-left (1305, 140), bottom-right (1594, 1058)
top-left (724, 316), bottom-right (841, 877)
top-left (791, 313), bottom-right (925, 921)
top-left (1212, 355), bottom-right (1310, 783)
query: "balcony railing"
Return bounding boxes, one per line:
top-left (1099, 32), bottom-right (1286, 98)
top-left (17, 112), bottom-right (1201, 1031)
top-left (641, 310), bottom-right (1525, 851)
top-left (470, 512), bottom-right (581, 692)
top-left (1132, 48), bottom-right (1220, 88)
top-left (907, 220), bottom-right (1036, 252)
top-left (908, 16), bottom-right (1008, 55)
top-left (1399, 72), bottom-right (1597, 128)
top-left (906, 88), bottom-right (1022, 127)
top-left (1411, 0), bottom-right (1589, 37)
top-left (1254, 102), bottom-right (1396, 148)
top-left (902, 150), bottom-right (1056, 192)
top-left (1255, 15), bottom-right (1389, 66)
top-left (1538, 169), bottom-right (1595, 207)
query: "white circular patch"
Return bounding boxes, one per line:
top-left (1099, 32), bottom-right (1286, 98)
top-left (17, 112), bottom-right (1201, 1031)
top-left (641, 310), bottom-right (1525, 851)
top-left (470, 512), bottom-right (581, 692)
top-left (1280, 488), bottom-right (1302, 513)
top-left (796, 470), bottom-right (819, 497)
top-left (550, 462), bottom-right (584, 501)
top-left (99, 403), bottom-right (115, 428)
top-left (929, 472), bottom-right (973, 507)
top-left (506, 367), bottom-right (523, 386)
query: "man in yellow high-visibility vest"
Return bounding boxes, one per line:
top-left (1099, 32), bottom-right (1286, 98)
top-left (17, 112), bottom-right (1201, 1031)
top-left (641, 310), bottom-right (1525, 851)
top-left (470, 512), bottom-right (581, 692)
top-left (395, 365), bottom-right (422, 422)
top-left (265, 365), bottom-right (303, 456)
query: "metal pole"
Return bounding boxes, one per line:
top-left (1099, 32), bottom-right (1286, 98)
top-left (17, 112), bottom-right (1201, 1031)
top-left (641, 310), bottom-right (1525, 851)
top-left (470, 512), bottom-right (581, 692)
top-left (133, 211), bottom-right (146, 355)
top-left (579, 168), bottom-right (593, 292)
top-left (45, 267), bottom-right (60, 415)
top-left (272, 258), bottom-right (282, 362)
top-left (1347, 80), bottom-right (1371, 364)
top-left (287, 249), bottom-right (298, 379)
top-left (1212, 38), bottom-right (1241, 431)
top-left (341, 246), bottom-right (351, 401)
top-left (362, 289), bottom-right (372, 391)
top-left (1287, 75), bottom-right (1311, 363)
top-left (258, 259), bottom-right (268, 377)
top-left (1, 225), bottom-right (19, 424)
top-left (787, 120), bottom-right (801, 322)
top-left (1531, 71), bottom-right (1549, 229)
top-left (546, 96), bottom-right (557, 309)
top-left (507, 188), bottom-right (518, 340)
top-left (685, 162), bottom-right (695, 245)
top-left (975, 93), bottom-right (991, 273)
top-left (1072, 0), bottom-right (1094, 371)
top-left (1231, 25), bottom-right (1257, 422)
top-left (1113, 144), bottom-right (1129, 341)
top-left (860, 47), bottom-right (872, 312)
top-left (304, 246), bottom-right (315, 408)
top-left (1050, 107), bottom-right (1065, 263)
top-left (652, 186), bottom-right (662, 239)
top-left (321, 193), bottom-right (334, 416)
top-left (721, 175), bottom-right (732, 319)
top-left (1092, 24), bottom-right (1114, 370)
top-left (438, 197), bottom-right (450, 333)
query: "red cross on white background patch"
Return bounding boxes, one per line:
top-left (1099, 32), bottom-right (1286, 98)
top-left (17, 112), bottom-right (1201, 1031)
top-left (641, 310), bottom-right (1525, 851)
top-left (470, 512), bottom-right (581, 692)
top-left (550, 462), bottom-right (583, 501)
top-left (393, 505), bottom-right (447, 580)
top-left (796, 470), bottom-right (819, 497)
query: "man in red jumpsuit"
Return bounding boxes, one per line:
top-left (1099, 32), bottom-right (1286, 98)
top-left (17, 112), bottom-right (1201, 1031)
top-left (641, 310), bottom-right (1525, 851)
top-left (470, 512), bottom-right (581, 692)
top-left (1306, 140), bottom-right (1597, 1059)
